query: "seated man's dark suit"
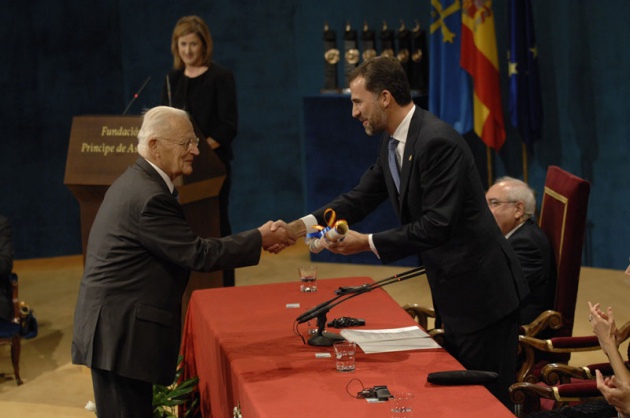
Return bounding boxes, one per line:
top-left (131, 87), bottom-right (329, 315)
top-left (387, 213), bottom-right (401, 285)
top-left (509, 218), bottom-right (557, 324)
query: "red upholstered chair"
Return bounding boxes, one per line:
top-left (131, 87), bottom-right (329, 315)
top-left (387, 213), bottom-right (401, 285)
top-left (516, 165), bottom-right (591, 384)
top-left (509, 321), bottom-right (630, 416)
top-left (0, 273), bottom-right (23, 385)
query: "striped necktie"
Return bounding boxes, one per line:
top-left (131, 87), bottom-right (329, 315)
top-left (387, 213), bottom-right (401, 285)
top-left (388, 137), bottom-right (400, 192)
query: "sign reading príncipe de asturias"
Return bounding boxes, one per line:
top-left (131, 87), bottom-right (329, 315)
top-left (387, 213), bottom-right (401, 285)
top-left (65, 115), bottom-right (143, 186)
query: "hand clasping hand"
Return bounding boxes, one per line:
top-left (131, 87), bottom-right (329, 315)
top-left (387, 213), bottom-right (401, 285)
top-left (258, 220), bottom-right (296, 254)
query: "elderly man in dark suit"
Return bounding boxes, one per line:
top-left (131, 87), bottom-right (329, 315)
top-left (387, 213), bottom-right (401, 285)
top-left (486, 176), bottom-right (556, 324)
top-left (277, 57), bottom-right (529, 407)
top-left (72, 106), bottom-right (293, 418)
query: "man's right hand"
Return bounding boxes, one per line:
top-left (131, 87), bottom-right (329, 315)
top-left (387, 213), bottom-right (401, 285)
top-left (263, 219), bottom-right (305, 254)
top-left (258, 220), bottom-right (297, 254)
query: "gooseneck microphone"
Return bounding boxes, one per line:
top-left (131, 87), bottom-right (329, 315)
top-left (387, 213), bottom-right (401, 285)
top-left (122, 76), bottom-right (151, 115)
top-left (295, 266), bottom-right (426, 346)
top-left (165, 75), bottom-right (172, 107)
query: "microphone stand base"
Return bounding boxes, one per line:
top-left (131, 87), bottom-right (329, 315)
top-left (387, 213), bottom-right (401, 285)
top-left (308, 331), bottom-right (345, 346)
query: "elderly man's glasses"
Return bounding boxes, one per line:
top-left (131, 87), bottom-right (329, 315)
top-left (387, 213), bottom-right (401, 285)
top-left (487, 199), bottom-right (516, 208)
top-left (157, 137), bottom-right (199, 150)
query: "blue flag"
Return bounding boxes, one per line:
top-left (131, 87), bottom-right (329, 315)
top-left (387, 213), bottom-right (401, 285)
top-left (429, 0), bottom-right (473, 135)
top-left (509, 0), bottom-right (543, 148)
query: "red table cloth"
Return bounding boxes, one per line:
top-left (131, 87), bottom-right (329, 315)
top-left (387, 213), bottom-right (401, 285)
top-left (180, 277), bottom-right (514, 417)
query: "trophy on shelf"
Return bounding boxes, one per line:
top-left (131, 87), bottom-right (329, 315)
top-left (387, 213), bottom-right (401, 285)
top-left (397, 20), bottom-right (412, 84)
top-left (322, 22), bottom-right (340, 93)
top-left (361, 21), bottom-right (377, 62)
top-left (343, 21), bottom-right (359, 91)
top-left (380, 21), bottom-right (395, 58)
top-left (411, 20), bottom-right (429, 95)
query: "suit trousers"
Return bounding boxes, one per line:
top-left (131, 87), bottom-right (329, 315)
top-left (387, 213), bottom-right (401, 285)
top-left (442, 309), bottom-right (520, 410)
top-left (91, 368), bottom-right (153, 418)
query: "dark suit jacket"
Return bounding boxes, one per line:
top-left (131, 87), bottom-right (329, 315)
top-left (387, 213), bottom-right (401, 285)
top-left (313, 107), bottom-right (529, 334)
top-left (509, 218), bottom-right (556, 324)
top-left (72, 158), bottom-right (261, 385)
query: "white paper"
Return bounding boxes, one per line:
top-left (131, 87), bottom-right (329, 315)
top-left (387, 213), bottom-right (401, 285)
top-left (340, 326), bottom-right (440, 354)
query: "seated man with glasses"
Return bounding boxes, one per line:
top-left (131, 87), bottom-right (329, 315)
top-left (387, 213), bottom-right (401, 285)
top-left (486, 177), bottom-right (556, 324)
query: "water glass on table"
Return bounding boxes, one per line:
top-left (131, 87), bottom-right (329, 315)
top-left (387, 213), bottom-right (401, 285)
top-left (390, 392), bottom-right (414, 417)
top-left (298, 265), bottom-right (317, 292)
top-left (333, 340), bottom-right (356, 372)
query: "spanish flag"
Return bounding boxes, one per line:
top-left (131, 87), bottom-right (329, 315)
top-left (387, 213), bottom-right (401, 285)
top-left (460, 0), bottom-right (506, 151)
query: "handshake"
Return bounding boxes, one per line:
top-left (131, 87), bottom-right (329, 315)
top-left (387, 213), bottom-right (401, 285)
top-left (257, 218), bottom-right (370, 256)
top-left (257, 220), bottom-right (300, 254)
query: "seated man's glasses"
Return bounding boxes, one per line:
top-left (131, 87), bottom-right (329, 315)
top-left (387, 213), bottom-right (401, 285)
top-left (487, 199), bottom-right (516, 208)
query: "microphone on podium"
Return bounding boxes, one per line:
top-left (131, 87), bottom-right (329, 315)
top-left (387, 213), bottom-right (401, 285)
top-left (122, 76), bottom-right (151, 115)
top-left (295, 267), bottom-right (426, 346)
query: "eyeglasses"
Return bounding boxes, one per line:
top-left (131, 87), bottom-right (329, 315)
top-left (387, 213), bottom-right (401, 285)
top-left (157, 137), bottom-right (199, 150)
top-left (487, 199), bottom-right (516, 208)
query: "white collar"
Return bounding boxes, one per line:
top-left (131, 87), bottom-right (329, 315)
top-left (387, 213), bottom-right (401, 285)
top-left (505, 220), bottom-right (527, 239)
top-left (391, 106), bottom-right (416, 144)
top-left (145, 159), bottom-right (175, 194)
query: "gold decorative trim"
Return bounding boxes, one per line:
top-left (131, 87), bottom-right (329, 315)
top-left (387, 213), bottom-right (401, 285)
top-left (553, 385), bottom-right (604, 402)
top-left (539, 186), bottom-right (569, 266)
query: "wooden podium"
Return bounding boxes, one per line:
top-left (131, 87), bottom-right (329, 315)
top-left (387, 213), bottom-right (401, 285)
top-left (64, 115), bottom-right (227, 315)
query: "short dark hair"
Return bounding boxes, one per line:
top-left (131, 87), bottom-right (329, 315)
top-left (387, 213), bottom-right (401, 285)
top-left (349, 56), bottom-right (412, 105)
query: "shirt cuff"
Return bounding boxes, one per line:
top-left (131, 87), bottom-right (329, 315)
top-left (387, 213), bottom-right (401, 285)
top-left (368, 234), bottom-right (380, 259)
top-left (301, 215), bottom-right (318, 239)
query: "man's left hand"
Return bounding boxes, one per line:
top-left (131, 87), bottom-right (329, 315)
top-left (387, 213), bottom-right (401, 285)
top-left (320, 230), bottom-right (370, 255)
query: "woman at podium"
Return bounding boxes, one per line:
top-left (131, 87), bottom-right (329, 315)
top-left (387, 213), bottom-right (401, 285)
top-left (161, 15), bottom-right (238, 286)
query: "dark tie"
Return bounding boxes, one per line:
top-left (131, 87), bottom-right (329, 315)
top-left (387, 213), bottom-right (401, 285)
top-left (172, 188), bottom-right (179, 199)
top-left (388, 137), bottom-right (400, 192)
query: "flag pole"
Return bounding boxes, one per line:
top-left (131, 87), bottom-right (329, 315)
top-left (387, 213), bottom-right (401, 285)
top-left (486, 145), bottom-right (493, 187)
top-left (522, 142), bottom-right (528, 183)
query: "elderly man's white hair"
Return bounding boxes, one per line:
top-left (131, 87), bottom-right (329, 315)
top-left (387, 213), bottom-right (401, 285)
top-left (136, 106), bottom-right (191, 157)
top-left (494, 176), bottom-right (536, 219)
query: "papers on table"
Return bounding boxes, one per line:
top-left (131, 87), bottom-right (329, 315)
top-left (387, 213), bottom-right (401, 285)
top-left (340, 326), bottom-right (441, 354)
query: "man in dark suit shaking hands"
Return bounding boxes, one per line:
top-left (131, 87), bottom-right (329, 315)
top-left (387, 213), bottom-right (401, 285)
top-left (277, 57), bottom-right (529, 407)
top-left (72, 106), bottom-right (293, 418)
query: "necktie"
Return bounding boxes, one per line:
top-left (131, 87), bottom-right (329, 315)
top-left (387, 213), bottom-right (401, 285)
top-left (172, 188), bottom-right (179, 199)
top-left (388, 137), bottom-right (400, 192)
